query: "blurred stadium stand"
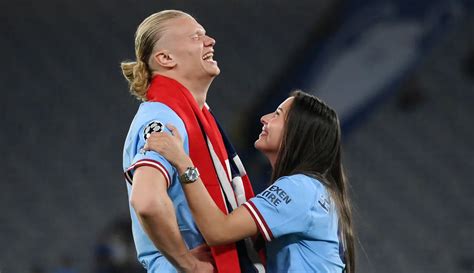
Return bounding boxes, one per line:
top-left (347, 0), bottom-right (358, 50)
top-left (345, 14), bottom-right (474, 272)
top-left (0, 0), bottom-right (472, 272)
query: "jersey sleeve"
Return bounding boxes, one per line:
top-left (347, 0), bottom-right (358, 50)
top-left (124, 108), bottom-right (188, 189)
top-left (242, 175), bottom-right (320, 242)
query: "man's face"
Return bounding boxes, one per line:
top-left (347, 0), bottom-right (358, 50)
top-left (161, 16), bottom-right (220, 80)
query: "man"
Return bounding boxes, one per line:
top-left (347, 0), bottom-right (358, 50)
top-left (120, 10), bottom-right (264, 272)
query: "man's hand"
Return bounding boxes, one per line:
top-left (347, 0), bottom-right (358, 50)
top-left (176, 249), bottom-right (214, 273)
top-left (190, 244), bottom-right (215, 268)
top-left (179, 244), bottom-right (214, 273)
top-left (189, 260), bottom-right (215, 273)
top-left (190, 244), bottom-right (214, 263)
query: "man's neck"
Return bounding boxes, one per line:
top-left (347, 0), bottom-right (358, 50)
top-left (153, 72), bottom-right (211, 109)
top-left (177, 77), bottom-right (211, 109)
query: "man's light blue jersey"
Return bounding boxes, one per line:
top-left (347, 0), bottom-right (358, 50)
top-left (243, 174), bottom-right (345, 273)
top-left (122, 102), bottom-right (204, 272)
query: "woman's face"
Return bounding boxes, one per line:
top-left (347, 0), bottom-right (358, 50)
top-left (254, 97), bottom-right (294, 165)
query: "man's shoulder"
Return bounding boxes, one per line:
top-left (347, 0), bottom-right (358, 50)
top-left (136, 101), bottom-right (179, 118)
top-left (131, 102), bottom-right (184, 128)
top-left (124, 102), bottom-right (187, 148)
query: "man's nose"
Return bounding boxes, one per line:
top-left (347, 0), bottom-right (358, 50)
top-left (204, 35), bottom-right (216, 47)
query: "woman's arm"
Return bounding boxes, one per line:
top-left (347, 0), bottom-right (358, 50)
top-left (176, 162), bottom-right (258, 246)
top-left (144, 124), bottom-right (258, 246)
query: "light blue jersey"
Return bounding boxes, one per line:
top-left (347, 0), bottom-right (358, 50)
top-left (122, 102), bottom-right (204, 272)
top-left (243, 174), bottom-right (345, 273)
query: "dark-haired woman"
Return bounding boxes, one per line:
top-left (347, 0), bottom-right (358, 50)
top-left (144, 91), bottom-right (355, 273)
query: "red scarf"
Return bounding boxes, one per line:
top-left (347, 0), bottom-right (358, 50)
top-left (146, 74), bottom-right (254, 273)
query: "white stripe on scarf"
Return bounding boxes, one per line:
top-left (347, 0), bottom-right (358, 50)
top-left (207, 137), bottom-right (238, 210)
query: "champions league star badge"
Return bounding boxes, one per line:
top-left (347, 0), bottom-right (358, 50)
top-left (139, 120), bottom-right (164, 154)
top-left (143, 120), bottom-right (164, 140)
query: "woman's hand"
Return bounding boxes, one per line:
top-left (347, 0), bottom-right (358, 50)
top-left (143, 124), bottom-right (193, 172)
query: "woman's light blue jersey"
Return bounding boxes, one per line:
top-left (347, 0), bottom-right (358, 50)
top-left (243, 174), bottom-right (345, 273)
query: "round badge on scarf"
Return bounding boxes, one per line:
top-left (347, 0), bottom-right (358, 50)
top-left (143, 120), bottom-right (164, 140)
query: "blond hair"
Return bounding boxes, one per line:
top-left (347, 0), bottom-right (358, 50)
top-left (121, 10), bottom-right (189, 101)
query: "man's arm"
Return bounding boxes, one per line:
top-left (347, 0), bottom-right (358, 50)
top-left (130, 166), bottom-right (212, 272)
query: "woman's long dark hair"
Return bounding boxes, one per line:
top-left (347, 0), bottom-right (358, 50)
top-left (272, 90), bottom-right (355, 273)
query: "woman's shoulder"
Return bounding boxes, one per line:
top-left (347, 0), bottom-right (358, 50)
top-left (276, 174), bottom-right (326, 194)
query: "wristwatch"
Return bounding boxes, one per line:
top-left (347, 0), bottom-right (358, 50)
top-left (179, 167), bottom-right (200, 184)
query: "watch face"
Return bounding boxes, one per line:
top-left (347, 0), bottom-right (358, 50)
top-left (182, 167), bottom-right (199, 183)
top-left (188, 170), bottom-right (198, 180)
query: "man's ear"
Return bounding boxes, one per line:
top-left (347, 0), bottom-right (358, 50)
top-left (152, 50), bottom-right (176, 68)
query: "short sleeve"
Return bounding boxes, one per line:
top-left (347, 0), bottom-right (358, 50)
top-left (124, 105), bottom-right (188, 188)
top-left (242, 175), bottom-right (321, 241)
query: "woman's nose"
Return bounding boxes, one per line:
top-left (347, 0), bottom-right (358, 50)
top-left (260, 113), bottom-right (270, 125)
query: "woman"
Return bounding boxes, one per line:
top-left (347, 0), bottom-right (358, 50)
top-left (144, 90), bottom-right (355, 273)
